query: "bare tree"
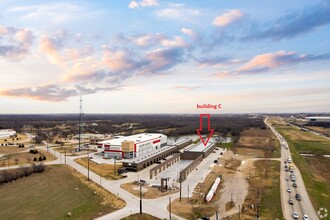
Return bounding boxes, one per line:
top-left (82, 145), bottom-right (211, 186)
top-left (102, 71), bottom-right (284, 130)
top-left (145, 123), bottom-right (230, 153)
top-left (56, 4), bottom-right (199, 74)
top-left (14, 157), bottom-right (19, 164)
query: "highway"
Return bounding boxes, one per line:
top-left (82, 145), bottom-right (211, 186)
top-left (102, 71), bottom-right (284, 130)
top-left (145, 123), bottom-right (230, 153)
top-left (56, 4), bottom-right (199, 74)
top-left (265, 118), bottom-right (319, 220)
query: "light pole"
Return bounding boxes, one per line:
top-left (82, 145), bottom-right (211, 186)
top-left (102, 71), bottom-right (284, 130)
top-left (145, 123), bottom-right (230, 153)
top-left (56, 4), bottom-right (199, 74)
top-left (188, 185), bottom-right (190, 199)
top-left (179, 175), bottom-right (182, 201)
top-left (169, 196), bottom-right (172, 220)
top-left (87, 145), bottom-right (90, 181)
top-left (64, 148), bottom-right (66, 165)
top-left (114, 156), bottom-right (117, 175)
top-left (139, 183), bottom-right (143, 214)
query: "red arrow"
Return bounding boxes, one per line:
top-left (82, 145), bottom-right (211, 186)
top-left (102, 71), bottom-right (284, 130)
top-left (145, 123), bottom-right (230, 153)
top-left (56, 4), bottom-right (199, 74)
top-left (196, 114), bottom-right (214, 146)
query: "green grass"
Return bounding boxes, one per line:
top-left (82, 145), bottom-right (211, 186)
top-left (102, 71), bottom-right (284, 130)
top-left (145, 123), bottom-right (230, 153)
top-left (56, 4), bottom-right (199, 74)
top-left (274, 125), bottom-right (330, 212)
top-left (271, 133), bottom-right (281, 158)
top-left (0, 165), bottom-right (123, 220)
top-left (219, 142), bottom-right (233, 149)
top-left (258, 160), bottom-right (283, 219)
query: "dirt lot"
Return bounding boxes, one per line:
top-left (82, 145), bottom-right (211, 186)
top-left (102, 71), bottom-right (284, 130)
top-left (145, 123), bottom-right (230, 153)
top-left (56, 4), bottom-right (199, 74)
top-left (171, 165), bottom-right (224, 219)
top-left (120, 182), bottom-right (179, 199)
top-left (0, 149), bottom-right (57, 167)
top-left (75, 157), bottom-right (123, 180)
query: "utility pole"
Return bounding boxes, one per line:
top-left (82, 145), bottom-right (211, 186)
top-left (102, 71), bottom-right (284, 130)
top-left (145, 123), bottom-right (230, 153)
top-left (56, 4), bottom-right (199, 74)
top-left (140, 183), bottom-right (143, 214)
top-left (78, 96), bottom-right (82, 151)
top-left (239, 205), bottom-right (241, 220)
top-left (188, 185), bottom-right (190, 199)
top-left (64, 148), bottom-right (66, 165)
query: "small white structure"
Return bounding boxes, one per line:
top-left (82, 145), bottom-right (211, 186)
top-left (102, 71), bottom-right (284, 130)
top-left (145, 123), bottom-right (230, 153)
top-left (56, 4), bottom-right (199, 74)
top-left (206, 176), bottom-right (222, 202)
top-left (0, 129), bottom-right (16, 139)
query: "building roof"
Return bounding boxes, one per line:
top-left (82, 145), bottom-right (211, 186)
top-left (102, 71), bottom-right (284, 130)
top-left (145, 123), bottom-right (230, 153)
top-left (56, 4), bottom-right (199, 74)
top-left (98, 133), bottom-right (166, 145)
top-left (186, 141), bottom-right (214, 152)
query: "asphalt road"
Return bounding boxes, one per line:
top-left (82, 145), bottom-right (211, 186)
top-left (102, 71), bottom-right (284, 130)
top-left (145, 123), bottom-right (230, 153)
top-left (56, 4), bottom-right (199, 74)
top-left (265, 118), bottom-right (319, 220)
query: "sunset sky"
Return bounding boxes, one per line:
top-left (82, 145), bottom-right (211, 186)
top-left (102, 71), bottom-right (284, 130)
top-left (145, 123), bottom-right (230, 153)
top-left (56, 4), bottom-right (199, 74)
top-left (0, 0), bottom-right (330, 113)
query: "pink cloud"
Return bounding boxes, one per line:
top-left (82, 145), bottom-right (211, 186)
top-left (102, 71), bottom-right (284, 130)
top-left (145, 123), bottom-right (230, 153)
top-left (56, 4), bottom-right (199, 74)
top-left (172, 85), bottom-right (199, 91)
top-left (213, 9), bottom-right (245, 27)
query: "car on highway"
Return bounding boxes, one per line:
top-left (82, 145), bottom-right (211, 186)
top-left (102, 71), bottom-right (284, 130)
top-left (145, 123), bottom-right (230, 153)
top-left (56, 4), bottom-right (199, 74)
top-left (288, 198), bottom-right (294, 205)
top-left (287, 188), bottom-right (292, 193)
top-left (293, 211), bottom-right (299, 219)
top-left (293, 182), bottom-right (297, 188)
top-left (303, 214), bottom-right (309, 220)
top-left (296, 193), bottom-right (301, 201)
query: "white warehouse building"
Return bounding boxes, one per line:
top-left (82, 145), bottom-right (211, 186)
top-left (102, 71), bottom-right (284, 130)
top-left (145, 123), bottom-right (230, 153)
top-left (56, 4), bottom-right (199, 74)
top-left (0, 129), bottom-right (16, 139)
top-left (97, 133), bottom-right (167, 159)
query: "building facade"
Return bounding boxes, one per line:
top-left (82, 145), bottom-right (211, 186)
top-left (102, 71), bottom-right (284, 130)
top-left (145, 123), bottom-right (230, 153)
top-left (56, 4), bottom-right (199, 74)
top-left (97, 133), bottom-right (167, 159)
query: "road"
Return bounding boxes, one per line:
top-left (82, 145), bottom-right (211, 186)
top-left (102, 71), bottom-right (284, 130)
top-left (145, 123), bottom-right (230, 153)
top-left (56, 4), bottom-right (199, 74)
top-left (265, 118), bottom-right (319, 220)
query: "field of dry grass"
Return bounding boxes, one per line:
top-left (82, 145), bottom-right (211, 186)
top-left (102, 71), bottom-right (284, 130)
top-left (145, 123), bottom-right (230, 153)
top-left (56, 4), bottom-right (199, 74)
top-left (306, 126), bottom-right (330, 136)
top-left (75, 157), bottom-right (123, 180)
top-left (234, 127), bottom-right (277, 158)
top-left (120, 182), bottom-right (179, 199)
top-left (0, 146), bottom-right (27, 154)
top-left (0, 165), bottom-right (125, 220)
top-left (0, 133), bottom-right (29, 145)
top-left (0, 149), bottom-right (56, 167)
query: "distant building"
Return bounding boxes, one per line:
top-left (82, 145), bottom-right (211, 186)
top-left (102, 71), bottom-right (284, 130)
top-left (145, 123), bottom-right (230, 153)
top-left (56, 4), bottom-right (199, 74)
top-left (0, 129), bottom-right (16, 139)
top-left (97, 133), bottom-right (167, 159)
top-left (305, 116), bottom-right (330, 122)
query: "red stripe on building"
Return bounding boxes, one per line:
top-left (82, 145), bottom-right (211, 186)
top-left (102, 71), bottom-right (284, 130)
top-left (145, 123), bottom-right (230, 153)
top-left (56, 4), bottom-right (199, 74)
top-left (134, 144), bottom-right (137, 152)
top-left (104, 149), bottom-right (122, 153)
top-left (153, 139), bottom-right (160, 144)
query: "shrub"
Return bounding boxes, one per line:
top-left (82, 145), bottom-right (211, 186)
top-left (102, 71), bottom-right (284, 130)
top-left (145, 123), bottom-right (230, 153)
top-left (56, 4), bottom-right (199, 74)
top-left (29, 149), bottom-right (38, 154)
top-left (0, 164), bottom-right (46, 184)
top-left (33, 157), bottom-right (37, 161)
top-left (38, 156), bottom-right (43, 161)
top-left (43, 156), bottom-right (46, 160)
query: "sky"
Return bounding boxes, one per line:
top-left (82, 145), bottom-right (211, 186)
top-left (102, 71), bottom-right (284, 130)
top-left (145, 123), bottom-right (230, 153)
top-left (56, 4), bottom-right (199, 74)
top-left (0, 0), bottom-right (330, 114)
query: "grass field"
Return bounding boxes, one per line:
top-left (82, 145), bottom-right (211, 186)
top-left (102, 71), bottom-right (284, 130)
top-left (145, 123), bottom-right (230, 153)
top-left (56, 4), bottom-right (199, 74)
top-left (0, 165), bottom-right (125, 220)
top-left (0, 146), bottom-right (27, 154)
top-left (242, 160), bottom-right (283, 219)
top-left (306, 126), bottom-right (330, 136)
top-left (273, 123), bottom-right (330, 212)
top-left (234, 128), bottom-right (279, 158)
top-left (75, 157), bottom-right (123, 180)
top-left (0, 149), bottom-right (57, 167)
top-left (0, 133), bottom-right (29, 145)
top-left (120, 213), bottom-right (160, 220)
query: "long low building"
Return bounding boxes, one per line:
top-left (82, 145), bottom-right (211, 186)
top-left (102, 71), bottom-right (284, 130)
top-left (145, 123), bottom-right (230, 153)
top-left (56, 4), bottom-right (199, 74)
top-left (97, 133), bottom-right (167, 159)
top-left (0, 129), bottom-right (16, 139)
top-left (181, 141), bottom-right (216, 160)
top-left (122, 138), bottom-right (192, 172)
